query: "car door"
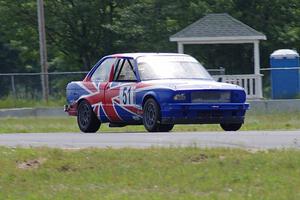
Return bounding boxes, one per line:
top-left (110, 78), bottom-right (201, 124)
top-left (104, 58), bottom-right (140, 123)
top-left (87, 57), bottom-right (116, 122)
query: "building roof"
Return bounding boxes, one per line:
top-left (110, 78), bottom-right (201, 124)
top-left (170, 13), bottom-right (266, 43)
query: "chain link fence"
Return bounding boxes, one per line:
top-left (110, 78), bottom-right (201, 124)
top-left (0, 68), bottom-right (225, 101)
top-left (0, 72), bottom-right (88, 100)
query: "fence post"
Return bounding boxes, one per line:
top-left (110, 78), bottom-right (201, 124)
top-left (11, 75), bottom-right (16, 97)
top-left (10, 75), bottom-right (16, 106)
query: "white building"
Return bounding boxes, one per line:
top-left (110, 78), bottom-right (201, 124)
top-left (170, 13), bottom-right (267, 99)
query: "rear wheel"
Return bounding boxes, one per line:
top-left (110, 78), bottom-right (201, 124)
top-left (143, 98), bottom-right (173, 132)
top-left (77, 100), bottom-right (101, 133)
top-left (220, 123), bottom-right (242, 131)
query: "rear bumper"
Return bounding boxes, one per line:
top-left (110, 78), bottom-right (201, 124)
top-left (64, 105), bottom-right (69, 112)
top-left (64, 104), bottom-right (77, 116)
top-left (160, 103), bottom-right (249, 124)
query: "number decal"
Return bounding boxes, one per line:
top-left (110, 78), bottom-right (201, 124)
top-left (120, 86), bottom-right (134, 105)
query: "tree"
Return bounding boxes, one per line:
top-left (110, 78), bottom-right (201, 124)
top-left (0, 0), bottom-right (39, 73)
top-left (0, 0), bottom-right (300, 99)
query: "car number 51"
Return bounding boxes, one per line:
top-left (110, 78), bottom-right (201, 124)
top-left (120, 86), bottom-right (134, 105)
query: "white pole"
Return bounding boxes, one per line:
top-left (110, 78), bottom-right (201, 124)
top-left (177, 42), bottom-right (184, 54)
top-left (254, 40), bottom-right (263, 98)
top-left (37, 0), bottom-right (49, 102)
top-left (254, 40), bottom-right (260, 75)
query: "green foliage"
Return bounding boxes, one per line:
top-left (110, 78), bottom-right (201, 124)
top-left (1, 0), bottom-right (300, 72)
top-left (0, 0), bottom-right (39, 72)
top-left (1, 0), bottom-right (300, 99)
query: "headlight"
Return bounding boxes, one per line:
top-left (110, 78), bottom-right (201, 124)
top-left (173, 93), bottom-right (186, 101)
top-left (231, 90), bottom-right (246, 103)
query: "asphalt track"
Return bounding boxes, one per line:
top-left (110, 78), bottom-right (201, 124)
top-left (0, 131), bottom-right (300, 149)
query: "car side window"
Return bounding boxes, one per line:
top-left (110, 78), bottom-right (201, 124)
top-left (91, 58), bottom-right (116, 82)
top-left (114, 58), bottom-right (137, 81)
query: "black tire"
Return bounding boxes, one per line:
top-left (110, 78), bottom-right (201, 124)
top-left (77, 100), bottom-right (101, 133)
top-left (143, 98), bottom-right (174, 132)
top-left (158, 124), bottom-right (174, 132)
top-left (142, 98), bottom-right (161, 132)
top-left (220, 123), bottom-right (242, 131)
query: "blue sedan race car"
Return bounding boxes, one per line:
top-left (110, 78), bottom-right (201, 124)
top-left (65, 53), bottom-right (249, 132)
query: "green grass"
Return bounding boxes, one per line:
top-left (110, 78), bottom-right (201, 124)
top-left (0, 112), bottom-right (299, 133)
top-left (0, 147), bottom-right (300, 199)
top-left (0, 96), bottom-right (65, 109)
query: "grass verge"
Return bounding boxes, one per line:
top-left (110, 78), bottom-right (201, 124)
top-left (0, 112), bottom-right (299, 133)
top-left (0, 96), bottom-right (64, 109)
top-left (0, 147), bottom-right (300, 199)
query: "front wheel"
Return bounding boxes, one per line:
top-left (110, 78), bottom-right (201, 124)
top-left (77, 100), bottom-right (101, 133)
top-left (220, 123), bottom-right (242, 131)
top-left (143, 98), bottom-right (173, 132)
top-left (143, 98), bottom-right (160, 132)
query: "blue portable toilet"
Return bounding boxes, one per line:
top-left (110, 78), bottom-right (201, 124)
top-left (270, 49), bottom-right (300, 99)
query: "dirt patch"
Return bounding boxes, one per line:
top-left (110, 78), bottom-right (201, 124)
top-left (17, 158), bottom-right (47, 170)
top-left (219, 155), bottom-right (226, 160)
top-left (188, 153), bottom-right (208, 163)
top-left (246, 148), bottom-right (269, 154)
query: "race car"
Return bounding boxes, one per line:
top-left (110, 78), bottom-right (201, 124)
top-left (65, 53), bottom-right (249, 133)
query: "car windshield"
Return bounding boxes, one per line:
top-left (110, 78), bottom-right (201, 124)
top-left (137, 55), bottom-right (213, 80)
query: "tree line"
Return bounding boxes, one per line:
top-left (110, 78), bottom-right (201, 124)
top-left (0, 0), bottom-right (299, 93)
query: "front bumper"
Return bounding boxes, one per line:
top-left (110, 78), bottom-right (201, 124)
top-left (160, 103), bottom-right (249, 124)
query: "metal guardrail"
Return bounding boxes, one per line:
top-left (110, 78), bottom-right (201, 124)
top-left (260, 67), bottom-right (300, 71)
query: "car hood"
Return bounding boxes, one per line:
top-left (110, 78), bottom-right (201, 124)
top-left (143, 79), bottom-right (244, 91)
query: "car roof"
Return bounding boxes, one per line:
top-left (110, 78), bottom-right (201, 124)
top-left (109, 53), bottom-right (189, 59)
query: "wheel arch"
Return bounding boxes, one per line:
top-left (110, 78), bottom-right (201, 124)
top-left (76, 98), bottom-right (94, 116)
top-left (142, 92), bottom-right (161, 110)
top-left (77, 98), bottom-right (85, 105)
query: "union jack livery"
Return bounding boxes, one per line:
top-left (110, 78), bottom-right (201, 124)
top-left (65, 53), bottom-right (249, 132)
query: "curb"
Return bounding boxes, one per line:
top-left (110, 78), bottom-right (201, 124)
top-left (0, 107), bottom-right (67, 118)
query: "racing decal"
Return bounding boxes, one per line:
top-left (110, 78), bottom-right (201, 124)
top-left (119, 86), bottom-right (134, 105)
top-left (75, 81), bottom-right (143, 122)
